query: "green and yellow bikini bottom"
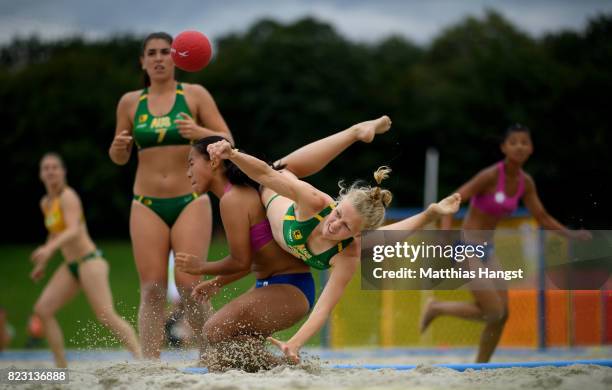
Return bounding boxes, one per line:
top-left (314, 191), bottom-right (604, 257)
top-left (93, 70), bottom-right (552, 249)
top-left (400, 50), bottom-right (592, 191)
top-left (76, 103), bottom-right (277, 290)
top-left (66, 249), bottom-right (104, 281)
top-left (133, 193), bottom-right (199, 227)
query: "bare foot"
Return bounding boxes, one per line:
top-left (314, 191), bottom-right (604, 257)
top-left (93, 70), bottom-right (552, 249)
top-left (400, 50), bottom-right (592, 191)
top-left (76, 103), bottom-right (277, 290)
top-left (354, 115), bottom-right (392, 143)
top-left (419, 298), bottom-right (438, 334)
top-left (428, 193), bottom-right (461, 217)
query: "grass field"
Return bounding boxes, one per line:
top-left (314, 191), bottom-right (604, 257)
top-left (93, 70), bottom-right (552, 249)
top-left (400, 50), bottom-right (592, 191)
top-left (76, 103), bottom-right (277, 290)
top-left (0, 239), bottom-right (322, 349)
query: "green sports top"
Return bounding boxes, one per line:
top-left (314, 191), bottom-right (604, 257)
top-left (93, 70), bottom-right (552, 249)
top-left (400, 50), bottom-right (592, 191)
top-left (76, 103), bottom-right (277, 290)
top-left (133, 83), bottom-right (192, 150)
top-left (283, 203), bottom-right (354, 270)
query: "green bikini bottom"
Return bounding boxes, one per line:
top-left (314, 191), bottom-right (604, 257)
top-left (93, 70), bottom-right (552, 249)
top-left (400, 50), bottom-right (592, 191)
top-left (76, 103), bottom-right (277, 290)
top-left (67, 249), bottom-right (103, 281)
top-left (133, 193), bottom-right (199, 227)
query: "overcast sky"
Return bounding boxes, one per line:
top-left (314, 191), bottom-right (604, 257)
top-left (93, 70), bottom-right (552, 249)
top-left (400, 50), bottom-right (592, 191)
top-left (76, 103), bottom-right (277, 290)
top-left (1, 0), bottom-right (611, 46)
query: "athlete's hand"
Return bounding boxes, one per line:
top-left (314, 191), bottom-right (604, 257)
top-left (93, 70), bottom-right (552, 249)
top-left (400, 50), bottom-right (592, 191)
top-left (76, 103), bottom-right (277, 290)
top-left (267, 337), bottom-right (301, 364)
top-left (111, 130), bottom-right (133, 153)
top-left (30, 244), bottom-right (52, 282)
top-left (31, 245), bottom-right (53, 265)
top-left (191, 279), bottom-right (220, 303)
top-left (175, 252), bottom-right (205, 275)
top-left (207, 140), bottom-right (233, 161)
top-left (176, 112), bottom-right (206, 140)
top-left (29, 260), bottom-right (47, 282)
top-left (429, 193), bottom-right (461, 217)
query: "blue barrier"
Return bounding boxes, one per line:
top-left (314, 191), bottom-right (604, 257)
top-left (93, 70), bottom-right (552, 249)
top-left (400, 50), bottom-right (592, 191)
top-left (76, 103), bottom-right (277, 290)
top-left (182, 359), bottom-right (612, 374)
top-left (331, 360), bottom-right (612, 371)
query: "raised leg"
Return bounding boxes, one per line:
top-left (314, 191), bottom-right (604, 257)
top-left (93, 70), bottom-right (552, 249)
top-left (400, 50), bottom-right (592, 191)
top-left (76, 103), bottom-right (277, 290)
top-left (275, 116), bottom-right (391, 178)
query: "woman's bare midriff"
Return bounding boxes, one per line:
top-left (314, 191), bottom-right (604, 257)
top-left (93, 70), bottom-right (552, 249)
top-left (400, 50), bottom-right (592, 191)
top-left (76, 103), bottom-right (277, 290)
top-left (462, 206), bottom-right (502, 230)
top-left (56, 226), bottom-right (97, 262)
top-left (250, 242), bottom-right (310, 280)
top-left (134, 145), bottom-right (193, 196)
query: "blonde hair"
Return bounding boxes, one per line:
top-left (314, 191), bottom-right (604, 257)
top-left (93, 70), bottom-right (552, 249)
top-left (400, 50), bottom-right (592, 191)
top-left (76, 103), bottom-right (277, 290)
top-left (337, 166), bottom-right (393, 230)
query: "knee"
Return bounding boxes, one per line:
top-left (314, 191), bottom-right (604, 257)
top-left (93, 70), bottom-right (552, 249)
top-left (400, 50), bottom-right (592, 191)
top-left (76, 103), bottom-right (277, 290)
top-left (93, 307), bottom-right (116, 325)
top-left (33, 302), bottom-right (54, 320)
top-left (202, 320), bottom-right (222, 344)
top-left (203, 317), bottom-right (235, 344)
top-left (139, 281), bottom-right (167, 304)
top-left (483, 305), bottom-right (509, 325)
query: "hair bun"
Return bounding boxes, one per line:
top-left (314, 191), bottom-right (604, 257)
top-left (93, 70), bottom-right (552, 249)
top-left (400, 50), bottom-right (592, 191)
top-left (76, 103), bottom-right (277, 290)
top-left (373, 166), bottom-right (391, 185)
top-left (380, 189), bottom-right (393, 208)
top-left (369, 187), bottom-right (381, 201)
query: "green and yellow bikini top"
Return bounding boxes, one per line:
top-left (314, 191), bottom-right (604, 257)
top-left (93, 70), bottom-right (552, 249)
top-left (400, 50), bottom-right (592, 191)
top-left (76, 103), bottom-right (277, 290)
top-left (133, 83), bottom-right (192, 150)
top-left (283, 202), bottom-right (354, 270)
top-left (43, 194), bottom-right (84, 234)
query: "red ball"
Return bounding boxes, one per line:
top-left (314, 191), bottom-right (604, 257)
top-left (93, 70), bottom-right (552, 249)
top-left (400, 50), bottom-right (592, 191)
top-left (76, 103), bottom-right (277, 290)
top-left (171, 31), bottom-right (212, 72)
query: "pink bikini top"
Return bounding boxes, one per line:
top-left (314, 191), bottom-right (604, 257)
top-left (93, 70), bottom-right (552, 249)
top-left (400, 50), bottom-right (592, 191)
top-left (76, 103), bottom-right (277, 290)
top-left (224, 183), bottom-right (274, 252)
top-left (470, 161), bottom-right (525, 218)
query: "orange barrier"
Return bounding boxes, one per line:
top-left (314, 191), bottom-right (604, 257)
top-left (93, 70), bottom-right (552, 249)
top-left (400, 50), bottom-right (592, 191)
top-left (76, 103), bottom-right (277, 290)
top-left (499, 290), bottom-right (538, 347)
top-left (573, 290), bottom-right (601, 345)
top-left (544, 290), bottom-right (570, 346)
top-left (605, 290), bottom-right (612, 344)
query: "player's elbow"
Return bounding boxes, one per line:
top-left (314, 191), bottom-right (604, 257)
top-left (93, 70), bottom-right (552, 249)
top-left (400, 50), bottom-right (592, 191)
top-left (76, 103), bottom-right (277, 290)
top-left (109, 149), bottom-right (128, 166)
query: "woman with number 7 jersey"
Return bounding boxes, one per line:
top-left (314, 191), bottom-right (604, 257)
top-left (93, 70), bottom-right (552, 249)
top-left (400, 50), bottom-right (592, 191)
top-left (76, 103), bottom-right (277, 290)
top-left (109, 32), bottom-right (233, 358)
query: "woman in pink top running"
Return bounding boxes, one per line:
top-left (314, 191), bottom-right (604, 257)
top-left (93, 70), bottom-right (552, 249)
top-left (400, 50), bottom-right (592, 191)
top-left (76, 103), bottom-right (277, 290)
top-left (422, 124), bottom-right (591, 363)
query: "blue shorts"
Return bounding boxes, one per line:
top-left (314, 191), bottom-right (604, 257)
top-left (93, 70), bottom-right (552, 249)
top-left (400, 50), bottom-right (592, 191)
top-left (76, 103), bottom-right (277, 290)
top-left (256, 272), bottom-right (315, 310)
